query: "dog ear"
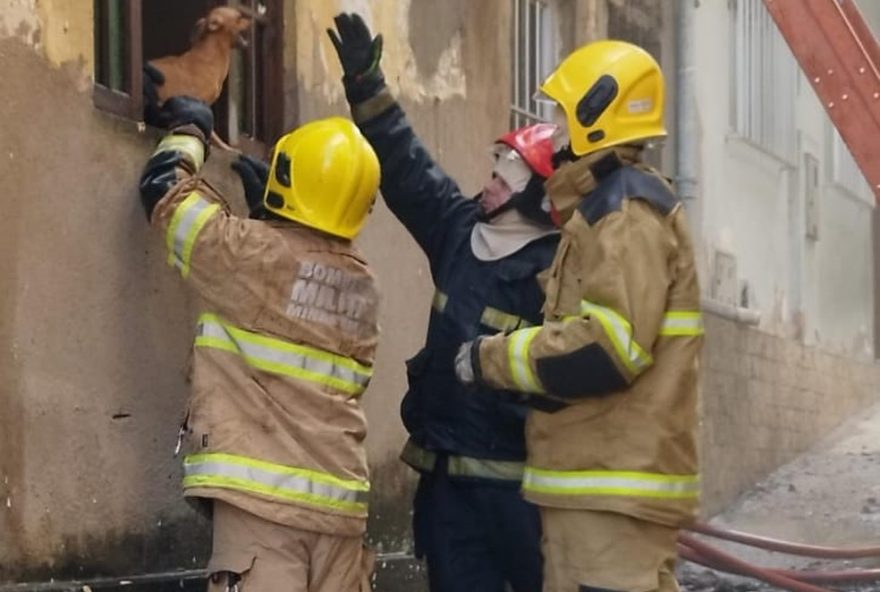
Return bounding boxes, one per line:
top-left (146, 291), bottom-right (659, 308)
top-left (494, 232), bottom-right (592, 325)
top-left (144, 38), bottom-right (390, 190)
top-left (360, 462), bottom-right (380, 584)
top-left (207, 13), bottom-right (224, 32)
top-left (190, 17), bottom-right (207, 44)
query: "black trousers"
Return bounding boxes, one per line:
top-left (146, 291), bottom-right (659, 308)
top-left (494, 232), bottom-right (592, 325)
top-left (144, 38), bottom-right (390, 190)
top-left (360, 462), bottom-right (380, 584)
top-left (413, 458), bottom-right (543, 592)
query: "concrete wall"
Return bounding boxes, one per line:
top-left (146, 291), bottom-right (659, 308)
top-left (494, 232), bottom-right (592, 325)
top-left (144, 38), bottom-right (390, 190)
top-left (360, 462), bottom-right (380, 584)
top-left (0, 0), bottom-right (510, 586)
top-left (3, 0), bottom-right (879, 588)
top-left (700, 314), bottom-right (880, 515)
top-left (0, 36), bottom-right (208, 581)
top-left (690, 0), bottom-right (877, 358)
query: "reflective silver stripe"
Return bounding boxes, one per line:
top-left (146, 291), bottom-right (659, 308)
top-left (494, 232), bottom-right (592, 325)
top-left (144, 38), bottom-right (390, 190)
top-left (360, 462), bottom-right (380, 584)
top-left (195, 313), bottom-right (372, 396)
top-left (400, 440), bottom-right (437, 472)
top-left (448, 456), bottom-right (524, 481)
top-left (432, 291), bottom-right (448, 313)
top-left (580, 301), bottom-right (653, 375)
top-left (183, 453), bottom-right (368, 514)
top-left (481, 306), bottom-right (532, 333)
top-left (154, 134), bottom-right (205, 169)
top-left (523, 468), bottom-right (699, 499)
top-left (660, 311), bottom-right (704, 336)
top-left (401, 440), bottom-right (525, 482)
top-left (165, 192), bottom-right (219, 278)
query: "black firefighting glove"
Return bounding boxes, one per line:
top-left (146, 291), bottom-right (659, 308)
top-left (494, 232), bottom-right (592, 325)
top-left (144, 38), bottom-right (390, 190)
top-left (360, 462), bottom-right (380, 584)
top-left (142, 63), bottom-right (165, 127)
top-left (326, 13), bottom-right (385, 104)
top-left (155, 96), bottom-right (214, 142)
top-left (231, 154), bottom-right (271, 219)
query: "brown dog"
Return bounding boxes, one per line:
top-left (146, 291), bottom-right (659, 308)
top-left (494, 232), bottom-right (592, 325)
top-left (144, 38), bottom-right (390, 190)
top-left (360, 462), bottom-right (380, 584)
top-left (145, 6), bottom-right (254, 151)
top-left (149, 6), bottom-right (252, 104)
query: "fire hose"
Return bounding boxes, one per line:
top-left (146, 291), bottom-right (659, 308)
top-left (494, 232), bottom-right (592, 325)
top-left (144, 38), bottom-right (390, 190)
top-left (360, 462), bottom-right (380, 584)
top-left (688, 522), bottom-right (880, 559)
top-left (679, 522), bottom-right (880, 591)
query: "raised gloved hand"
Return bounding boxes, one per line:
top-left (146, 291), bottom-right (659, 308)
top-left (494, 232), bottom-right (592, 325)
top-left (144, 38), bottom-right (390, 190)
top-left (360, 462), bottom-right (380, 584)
top-left (155, 96), bottom-right (214, 141)
top-left (231, 154), bottom-right (270, 219)
top-left (326, 13), bottom-right (385, 104)
top-left (142, 63), bottom-right (165, 127)
top-left (454, 339), bottom-right (483, 386)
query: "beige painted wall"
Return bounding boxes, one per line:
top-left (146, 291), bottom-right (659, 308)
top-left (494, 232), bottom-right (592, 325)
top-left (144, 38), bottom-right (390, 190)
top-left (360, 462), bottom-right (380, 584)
top-left (3, 0), bottom-right (877, 586)
top-left (0, 36), bottom-right (206, 579)
top-left (0, 0), bottom-right (512, 581)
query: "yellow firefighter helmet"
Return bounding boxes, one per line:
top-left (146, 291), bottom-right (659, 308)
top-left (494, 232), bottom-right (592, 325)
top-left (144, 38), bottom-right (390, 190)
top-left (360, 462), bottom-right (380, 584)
top-left (540, 39), bottom-right (666, 156)
top-left (264, 117), bottom-right (380, 239)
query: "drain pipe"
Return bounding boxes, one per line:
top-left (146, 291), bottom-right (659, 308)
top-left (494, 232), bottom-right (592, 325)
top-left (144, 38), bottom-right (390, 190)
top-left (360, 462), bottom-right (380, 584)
top-left (676, 0), bottom-right (698, 206)
top-left (701, 297), bottom-right (762, 326)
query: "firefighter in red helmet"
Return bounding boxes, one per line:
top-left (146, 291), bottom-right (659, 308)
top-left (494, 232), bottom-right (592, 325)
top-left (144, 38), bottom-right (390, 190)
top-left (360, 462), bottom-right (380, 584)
top-left (328, 13), bottom-right (560, 591)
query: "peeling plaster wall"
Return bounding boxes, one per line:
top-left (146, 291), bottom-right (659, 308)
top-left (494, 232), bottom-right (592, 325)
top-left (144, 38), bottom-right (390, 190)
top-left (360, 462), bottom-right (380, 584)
top-left (0, 35), bottom-right (209, 580)
top-left (5, 0), bottom-right (877, 586)
top-left (0, 0), bottom-right (507, 584)
top-left (0, 0), bottom-right (93, 82)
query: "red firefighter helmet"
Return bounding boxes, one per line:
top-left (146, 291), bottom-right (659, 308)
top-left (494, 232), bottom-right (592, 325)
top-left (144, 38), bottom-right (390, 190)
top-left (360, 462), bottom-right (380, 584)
top-left (496, 123), bottom-right (557, 178)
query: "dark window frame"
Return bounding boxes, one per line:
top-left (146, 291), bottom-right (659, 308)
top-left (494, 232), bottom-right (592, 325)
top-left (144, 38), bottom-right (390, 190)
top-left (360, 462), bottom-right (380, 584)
top-left (93, 0), bottom-right (143, 120)
top-left (93, 0), bottom-right (284, 153)
top-left (215, 0), bottom-right (286, 154)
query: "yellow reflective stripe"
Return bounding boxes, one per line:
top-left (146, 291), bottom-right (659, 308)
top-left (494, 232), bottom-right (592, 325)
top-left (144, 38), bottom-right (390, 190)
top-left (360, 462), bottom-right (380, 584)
top-left (481, 306), bottom-right (532, 333)
top-left (183, 452), bottom-right (368, 514)
top-left (580, 301), bottom-right (653, 375)
top-left (195, 313), bottom-right (373, 395)
top-left (432, 291), bottom-right (448, 313)
top-left (154, 134), bottom-right (206, 169)
top-left (401, 440), bottom-right (524, 482)
top-left (165, 192), bottom-right (219, 278)
top-left (660, 311), bottom-right (704, 336)
top-left (507, 326), bottom-right (545, 393)
top-left (523, 467), bottom-right (699, 500)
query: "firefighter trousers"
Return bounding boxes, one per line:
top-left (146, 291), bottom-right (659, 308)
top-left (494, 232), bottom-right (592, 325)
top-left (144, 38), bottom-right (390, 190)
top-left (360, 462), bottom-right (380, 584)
top-left (206, 500), bottom-right (373, 592)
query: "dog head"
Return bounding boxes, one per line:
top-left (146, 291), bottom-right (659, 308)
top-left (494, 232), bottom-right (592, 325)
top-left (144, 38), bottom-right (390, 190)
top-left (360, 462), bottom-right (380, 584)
top-left (191, 6), bottom-right (253, 49)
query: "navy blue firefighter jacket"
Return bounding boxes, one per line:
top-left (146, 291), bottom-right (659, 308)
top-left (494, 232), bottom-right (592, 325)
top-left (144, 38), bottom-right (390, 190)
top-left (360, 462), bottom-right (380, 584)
top-left (354, 95), bottom-right (560, 472)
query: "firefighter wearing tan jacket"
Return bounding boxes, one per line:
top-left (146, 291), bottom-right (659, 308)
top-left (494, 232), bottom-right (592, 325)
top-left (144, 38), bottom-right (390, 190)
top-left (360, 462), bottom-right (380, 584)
top-left (139, 97), bottom-right (380, 592)
top-left (455, 41), bottom-right (704, 592)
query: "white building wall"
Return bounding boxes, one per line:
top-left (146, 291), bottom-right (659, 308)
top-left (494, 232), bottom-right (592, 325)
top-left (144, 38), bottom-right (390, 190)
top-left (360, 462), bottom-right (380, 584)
top-left (690, 0), bottom-right (876, 359)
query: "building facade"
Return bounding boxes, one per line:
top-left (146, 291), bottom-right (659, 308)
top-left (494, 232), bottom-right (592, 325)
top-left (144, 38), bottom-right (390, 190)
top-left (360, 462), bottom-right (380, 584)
top-left (0, 0), bottom-right (877, 589)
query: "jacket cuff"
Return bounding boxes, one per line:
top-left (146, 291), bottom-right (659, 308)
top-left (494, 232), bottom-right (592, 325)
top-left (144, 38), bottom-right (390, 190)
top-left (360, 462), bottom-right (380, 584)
top-left (153, 126), bottom-right (209, 172)
top-left (350, 87), bottom-right (396, 124)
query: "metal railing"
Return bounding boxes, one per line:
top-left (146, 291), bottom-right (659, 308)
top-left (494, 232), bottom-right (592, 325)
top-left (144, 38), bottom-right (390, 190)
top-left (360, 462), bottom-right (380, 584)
top-left (510, 0), bottom-right (556, 128)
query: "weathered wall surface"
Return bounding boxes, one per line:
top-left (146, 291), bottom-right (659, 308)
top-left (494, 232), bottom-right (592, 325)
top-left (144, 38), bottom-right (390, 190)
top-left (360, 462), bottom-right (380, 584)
top-left (691, 0), bottom-right (877, 357)
top-left (0, 36), bottom-right (211, 580)
top-left (0, 0), bottom-right (508, 586)
top-left (3, 0), bottom-right (879, 588)
top-left (700, 314), bottom-right (880, 516)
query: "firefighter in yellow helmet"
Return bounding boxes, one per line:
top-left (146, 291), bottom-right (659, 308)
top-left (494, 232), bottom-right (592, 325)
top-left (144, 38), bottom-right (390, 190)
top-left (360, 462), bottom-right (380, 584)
top-left (455, 41), bottom-right (704, 592)
top-left (139, 96), bottom-right (380, 592)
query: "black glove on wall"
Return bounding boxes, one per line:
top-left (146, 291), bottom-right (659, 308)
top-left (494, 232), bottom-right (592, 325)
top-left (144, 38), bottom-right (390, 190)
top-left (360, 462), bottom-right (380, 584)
top-left (326, 13), bottom-right (386, 104)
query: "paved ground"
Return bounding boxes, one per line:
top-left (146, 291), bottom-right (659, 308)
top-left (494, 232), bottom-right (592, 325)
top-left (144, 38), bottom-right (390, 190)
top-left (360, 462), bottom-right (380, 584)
top-left (679, 401), bottom-right (880, 591)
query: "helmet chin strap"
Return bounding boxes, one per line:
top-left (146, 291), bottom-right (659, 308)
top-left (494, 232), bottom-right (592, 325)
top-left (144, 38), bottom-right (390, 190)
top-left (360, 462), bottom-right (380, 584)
top-left (551, 144), bottom-right (576, 169)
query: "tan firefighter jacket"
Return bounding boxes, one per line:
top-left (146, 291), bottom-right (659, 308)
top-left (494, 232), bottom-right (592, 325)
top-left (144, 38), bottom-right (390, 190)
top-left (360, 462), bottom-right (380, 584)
top-left (140, 129), bottom-right (380, 537)
top-left (475, 149), bottom-right (703, 527)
